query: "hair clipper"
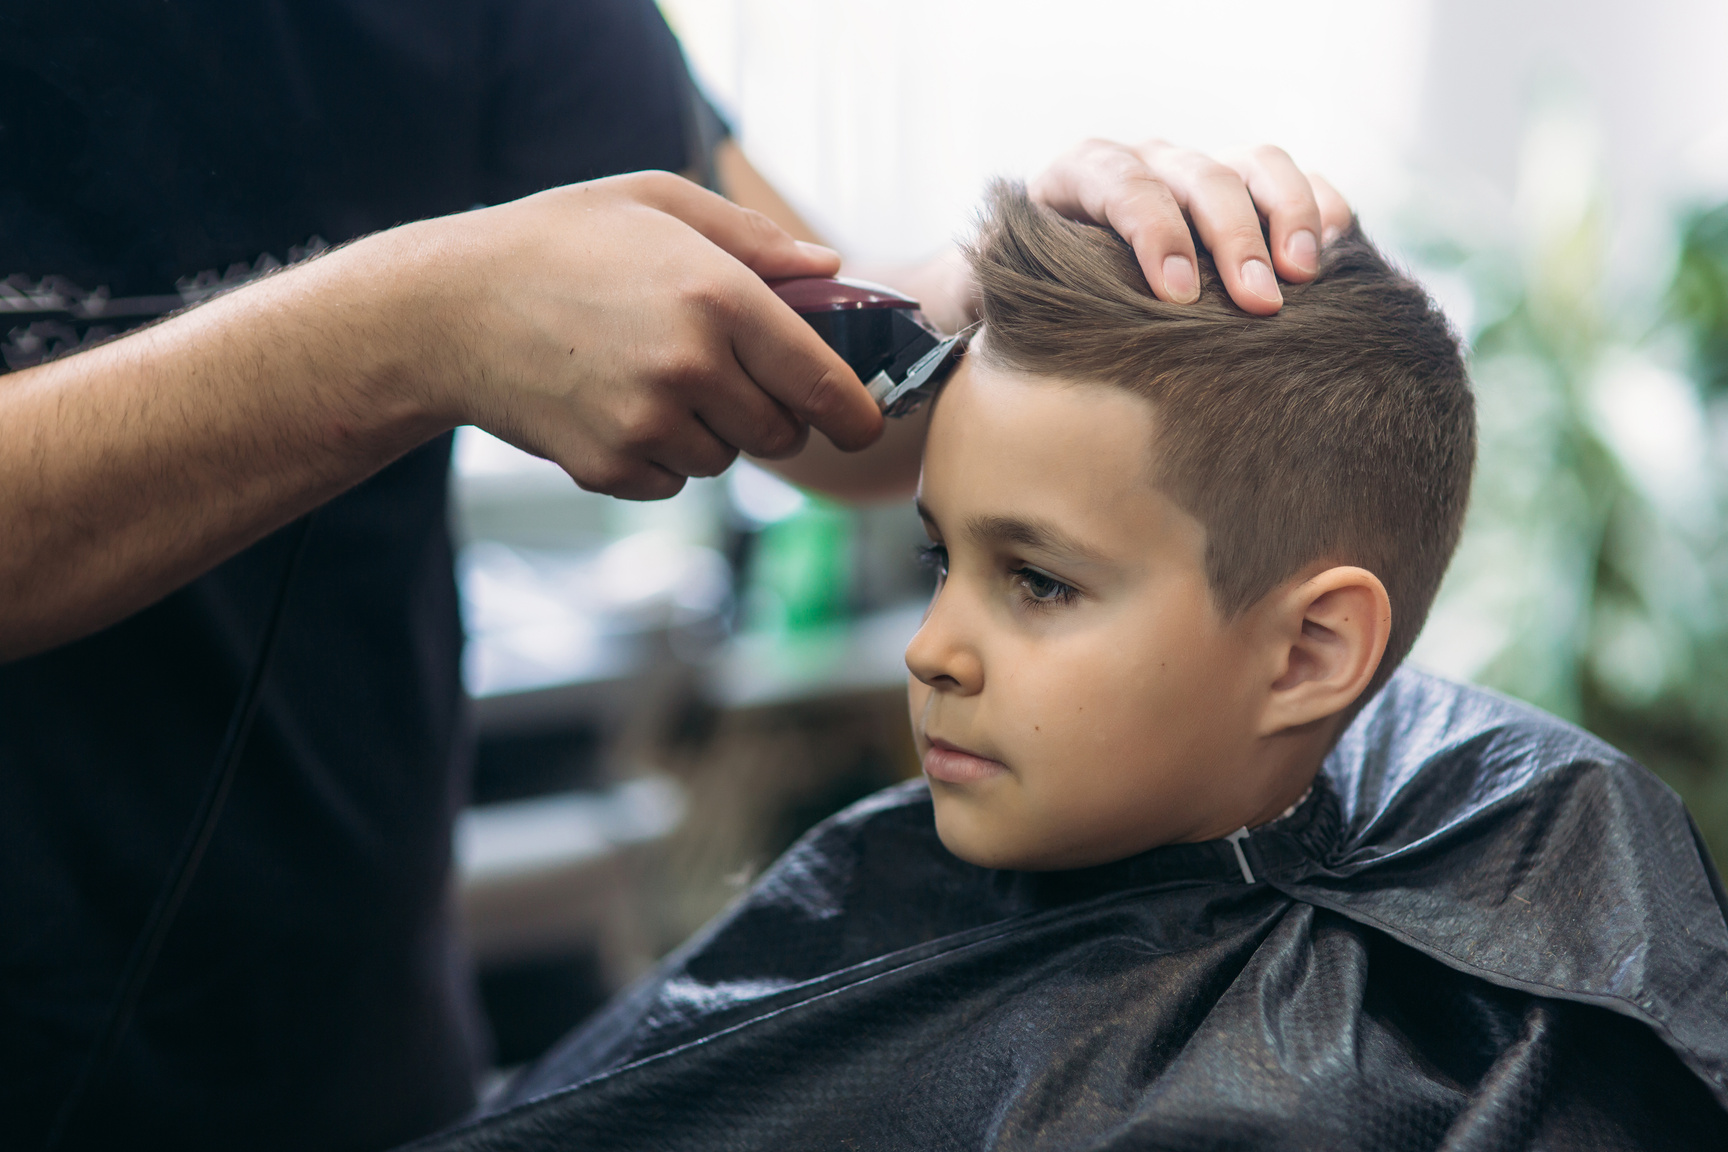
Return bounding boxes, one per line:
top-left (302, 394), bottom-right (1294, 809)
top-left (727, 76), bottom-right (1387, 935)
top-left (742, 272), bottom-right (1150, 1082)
top-left (770, 277), bottom-right (967, 418)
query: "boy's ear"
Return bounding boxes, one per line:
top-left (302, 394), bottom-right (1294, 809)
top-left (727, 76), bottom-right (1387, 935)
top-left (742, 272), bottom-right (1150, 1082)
top-left (1255, 566), bottom-right (1392, 737)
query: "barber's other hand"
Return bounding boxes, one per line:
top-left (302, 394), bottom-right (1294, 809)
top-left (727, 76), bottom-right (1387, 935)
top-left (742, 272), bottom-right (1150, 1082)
top-left (1029, 140), bottom-right (1352, 316)
top-left (407, 171), bottom-right (879, 500)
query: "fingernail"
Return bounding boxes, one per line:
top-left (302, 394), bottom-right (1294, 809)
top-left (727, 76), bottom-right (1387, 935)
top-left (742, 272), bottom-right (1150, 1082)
top-left (1162, 254), bottom-right (1199, 303)
top-left (1240, 259), bottom-right (1281, 304)
top-left (1287, 229), bottom-right (1318, 274)
top-left (1322, 225), bottom-right (1343, 246)
top-left (795, 240), bottom-right (841, 261)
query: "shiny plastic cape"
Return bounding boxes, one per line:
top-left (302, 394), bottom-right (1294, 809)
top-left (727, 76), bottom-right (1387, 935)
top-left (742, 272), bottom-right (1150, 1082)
top-left (409, 669), bottom-right (1728, 1151)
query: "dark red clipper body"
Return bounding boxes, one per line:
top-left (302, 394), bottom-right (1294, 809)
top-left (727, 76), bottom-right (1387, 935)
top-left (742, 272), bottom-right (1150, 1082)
top-left (769, 277), bottom-right (966, 417)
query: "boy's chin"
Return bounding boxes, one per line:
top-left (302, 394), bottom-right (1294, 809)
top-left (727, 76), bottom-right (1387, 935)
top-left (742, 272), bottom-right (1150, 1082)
top-left (930, 795), bottom-right (1087, 872)
top-left (929, 798), bottom-right (1024, 870)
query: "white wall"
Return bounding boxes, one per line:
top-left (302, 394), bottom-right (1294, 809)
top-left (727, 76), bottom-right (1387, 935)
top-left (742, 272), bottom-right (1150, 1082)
top-left (661, 0), bottom-right (1728, 272)
top-left (662, 0), bottom-right (1431, 263)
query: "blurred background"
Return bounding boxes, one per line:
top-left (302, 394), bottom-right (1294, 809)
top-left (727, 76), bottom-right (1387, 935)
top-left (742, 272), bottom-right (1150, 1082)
top-left (456, 0), bottom-right (1728, 1074)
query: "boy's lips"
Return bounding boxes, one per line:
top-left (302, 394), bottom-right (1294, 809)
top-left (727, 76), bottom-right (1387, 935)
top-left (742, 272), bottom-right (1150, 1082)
top-left (922, 737), bottom-right (1009, 784)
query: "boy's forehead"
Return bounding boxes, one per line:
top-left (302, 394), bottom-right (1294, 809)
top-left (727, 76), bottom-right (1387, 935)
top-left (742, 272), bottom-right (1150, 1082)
top-left (926, 356), bottom-right (1157, 478)
top-left (919, 356), bottom-right (1190, 551)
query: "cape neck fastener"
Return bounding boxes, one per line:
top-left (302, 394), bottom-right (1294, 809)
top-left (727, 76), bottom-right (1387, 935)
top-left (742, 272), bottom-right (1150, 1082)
top-left (1224, 828), bottom-right (1256, 884)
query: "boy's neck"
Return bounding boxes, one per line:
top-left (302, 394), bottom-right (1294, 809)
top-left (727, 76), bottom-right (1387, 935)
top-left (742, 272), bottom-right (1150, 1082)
top-left (1225, 717), bottom-right (1341, 839)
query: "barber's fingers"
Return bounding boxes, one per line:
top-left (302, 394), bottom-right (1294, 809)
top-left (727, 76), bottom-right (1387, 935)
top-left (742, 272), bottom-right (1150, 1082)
top-left (614, 173), bottom-right (880, 451)
top-left (1030, 139), bottom-right (1201, 304)
top-left (1136, 140), bottom-right (1283, 315)
top-left (648, 418), bottom-right (744, 481)
top-left (644, 323), bottom-right (823, 464)
top-left (624, 171), bottom-right (842, 280)
top-left (691, 369), bottom-right (809, 463)
top-left (543, 427), bottom-right (691, 500)
top-left (1308, 172), bottom-right (1354, 244)
top-left (554, 415), bottom-right (736, 501)
top-left (584, 339), bottom-right (813, 477)
top-left (1224, 144), bottom-right (1325, 283)
top-left (723, 274), bottom-right (884, 452)
top-left (582, 460), bottom-right (689, 503)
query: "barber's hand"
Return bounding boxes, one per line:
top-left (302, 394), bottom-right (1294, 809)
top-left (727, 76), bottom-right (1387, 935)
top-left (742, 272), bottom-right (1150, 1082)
top-left (1029, 140), bottom-right (1353, 316)
top-left (420, 171), bottom-right (879, 499)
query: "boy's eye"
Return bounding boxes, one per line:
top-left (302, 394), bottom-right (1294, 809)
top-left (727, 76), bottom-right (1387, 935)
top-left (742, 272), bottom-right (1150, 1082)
top-left (1014, 566), bottom-right (1077, 606)
top-left (917, 543), bottom-right (949, 578)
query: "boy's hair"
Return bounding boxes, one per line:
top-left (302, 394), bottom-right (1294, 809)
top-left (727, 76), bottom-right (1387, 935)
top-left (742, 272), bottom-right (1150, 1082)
top-left (966, 181), bottom-right (1474, 697)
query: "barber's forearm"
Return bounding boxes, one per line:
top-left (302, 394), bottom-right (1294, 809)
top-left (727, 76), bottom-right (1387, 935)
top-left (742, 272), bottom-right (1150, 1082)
top-left (1, 171), bottom-right (880, 659)
top-left (752, 403), bottom-right (929, 503)
top-left (0, 232), bottom-right (453, 660)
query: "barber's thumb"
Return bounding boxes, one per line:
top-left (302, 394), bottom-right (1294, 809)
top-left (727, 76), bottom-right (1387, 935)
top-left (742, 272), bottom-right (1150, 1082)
top-left (645, 175), bottom-right (841, 277)
top-left (749, 236), bottom-right (842, 280)
top-left (794, 240), bottom-right (843, 269)
top-left (722, 201), bottom-right (839, 278)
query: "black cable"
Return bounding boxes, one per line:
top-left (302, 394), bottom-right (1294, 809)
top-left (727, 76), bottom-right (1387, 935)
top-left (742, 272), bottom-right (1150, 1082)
top-left (42, 514), bottom-right (317, 1152)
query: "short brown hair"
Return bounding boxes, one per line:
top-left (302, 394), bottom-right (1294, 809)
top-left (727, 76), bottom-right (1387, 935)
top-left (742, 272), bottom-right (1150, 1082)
top-left (965, 181), bottom-right (1474, 698)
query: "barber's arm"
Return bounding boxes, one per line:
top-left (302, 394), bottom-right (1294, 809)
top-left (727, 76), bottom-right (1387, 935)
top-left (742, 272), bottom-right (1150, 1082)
top-left (0, 172), bottom-right (875, 660)
top-left (739, 138), bottom-right (1354, 501)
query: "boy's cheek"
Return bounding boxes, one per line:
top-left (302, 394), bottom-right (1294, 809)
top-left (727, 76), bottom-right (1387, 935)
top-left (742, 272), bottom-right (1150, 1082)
top-left (905, 675), bottom-right (928, 737)
top-left (995, 649), bottom-right (1159, 761)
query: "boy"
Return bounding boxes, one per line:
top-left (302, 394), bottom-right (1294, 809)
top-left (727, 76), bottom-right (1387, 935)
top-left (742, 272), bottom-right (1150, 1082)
top-left (411, 186), bottom-right (1728, 1150)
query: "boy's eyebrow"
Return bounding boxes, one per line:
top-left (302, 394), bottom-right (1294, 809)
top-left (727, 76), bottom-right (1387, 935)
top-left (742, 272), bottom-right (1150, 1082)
top-left (917, 501), bottom-right (1110, 566)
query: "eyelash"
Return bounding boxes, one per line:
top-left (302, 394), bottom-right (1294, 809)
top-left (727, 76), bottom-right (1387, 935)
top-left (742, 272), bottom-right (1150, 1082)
top-left (916, 543), bottom-right (949, 579)
top-left (915, 544), bottom-right (1079, 608)
top-left (1013, 565), bottom-right (1078, 608)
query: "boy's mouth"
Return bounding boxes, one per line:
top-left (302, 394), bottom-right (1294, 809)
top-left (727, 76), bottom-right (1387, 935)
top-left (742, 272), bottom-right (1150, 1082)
top-left (922, 737), bottom-right (1009, 785)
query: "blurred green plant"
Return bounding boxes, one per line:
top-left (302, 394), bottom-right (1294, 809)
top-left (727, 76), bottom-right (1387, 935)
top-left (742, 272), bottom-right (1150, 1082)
top-left (1625, 201), bottom-right (1728, 864)
top-left (1405, 102), bottom-right (1728, 868)
top-left (1673, 203), bottom-right (1728, 397)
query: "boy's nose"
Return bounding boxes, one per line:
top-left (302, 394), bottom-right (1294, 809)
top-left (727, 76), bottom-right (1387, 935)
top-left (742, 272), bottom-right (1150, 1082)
top-left (905, 591), bottom-right (984, 695)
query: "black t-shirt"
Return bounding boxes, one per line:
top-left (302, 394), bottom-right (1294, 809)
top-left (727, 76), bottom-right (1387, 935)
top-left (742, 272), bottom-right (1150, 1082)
top-left (0, 3), bottom-right (718, 1149)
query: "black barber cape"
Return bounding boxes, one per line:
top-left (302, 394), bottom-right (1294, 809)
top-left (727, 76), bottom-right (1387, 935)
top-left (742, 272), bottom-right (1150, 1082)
top-left (409, 668), bottom-right (1728, 1151)
top-left (0, 3), bottom-right (719, 1149)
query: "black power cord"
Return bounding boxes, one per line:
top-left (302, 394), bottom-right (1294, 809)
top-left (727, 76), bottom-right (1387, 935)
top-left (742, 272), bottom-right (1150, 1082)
top-left (41, 514), bottom-right (317, 1151)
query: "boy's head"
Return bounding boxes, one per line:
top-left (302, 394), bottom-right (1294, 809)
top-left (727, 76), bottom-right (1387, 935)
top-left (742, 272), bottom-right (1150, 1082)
top-left (907, 182), bottom-right (1473, 870)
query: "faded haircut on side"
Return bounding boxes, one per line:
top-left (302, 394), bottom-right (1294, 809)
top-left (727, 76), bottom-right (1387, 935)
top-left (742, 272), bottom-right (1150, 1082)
top-left (964, 180), bottom-right (1475, 698)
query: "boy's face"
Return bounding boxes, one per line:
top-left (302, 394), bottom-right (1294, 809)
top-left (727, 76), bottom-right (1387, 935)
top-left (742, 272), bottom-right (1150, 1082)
top-left (908, 354), bottom-right (1296, 870)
